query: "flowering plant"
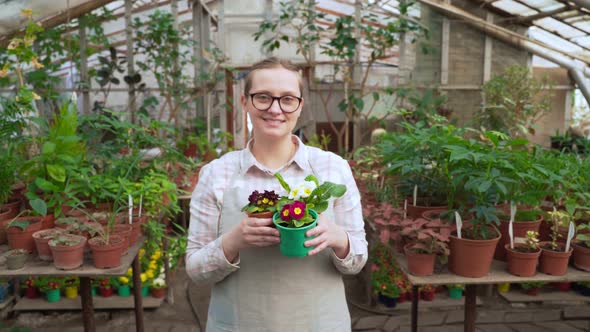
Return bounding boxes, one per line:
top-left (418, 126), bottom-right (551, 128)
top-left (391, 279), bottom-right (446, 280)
top-left (274, 173), bottom-right (346, 228)
top-left (241, 190), bottom-right (280, 215)
top-left (37, 277), bottom-right (63, 292)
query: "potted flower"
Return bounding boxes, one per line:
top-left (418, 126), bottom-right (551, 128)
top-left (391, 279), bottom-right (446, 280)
top-left (539, 210), bottom-right (574, 276)
top-left (420, 284), bottom-right (436, 301)
top-left (63, 277), bottom-right (79, 299)
top-left (150, 277), bottom-right (167, 299)
top-left (371, 268), bottom-right (401, 308)
top-left (37, 277), bottom-right (63, 303)
top-left (573, 222), bottom-right (590, 271)
top-left (520, 281), bottom-right (546, 296)
top-left (402, 218), bottom-right (450, 276)
top-left (505, 230), bottom-right (541, 277)
top-left (97, 277), bottom-right (114, 297)
top-left (241, 190), bottom-right (280, 219)
top-left (447, 284), bottom-right (464, 299)
top-left (115, 276), bottom-right (131, 297)
top-left (48, 234), bottom-right (87, 270)
top-left (5, 249), bottom-right (29, 270)
top-left (21, 277), bottom-right (39, 299)
top-left (271, 173), bottom-right (346, 257)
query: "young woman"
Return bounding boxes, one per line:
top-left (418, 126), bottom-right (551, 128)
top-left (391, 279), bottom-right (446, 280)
top-left (186, 57), bottom-right (367, 332)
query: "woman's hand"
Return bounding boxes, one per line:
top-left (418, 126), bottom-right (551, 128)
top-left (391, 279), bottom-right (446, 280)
top-left (222, 217), bottom-right (280, 262)
top-left (304, 215), bottom-right (350, 258)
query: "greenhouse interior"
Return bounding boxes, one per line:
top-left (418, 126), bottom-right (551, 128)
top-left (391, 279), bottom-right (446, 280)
top-left (0, 0), bottom-right (590, 331)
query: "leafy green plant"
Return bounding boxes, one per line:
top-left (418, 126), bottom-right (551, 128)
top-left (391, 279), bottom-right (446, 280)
top-left (520, 281), bottom-right (546, 290)
top-left (575, 223), bottom-right (590, 248)
top-left (546, 210), bottom-right (572, 250)
top-left (478, 66), bottom-right (552, 138)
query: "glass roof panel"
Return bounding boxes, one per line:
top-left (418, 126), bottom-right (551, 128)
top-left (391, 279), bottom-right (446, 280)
top-left (536, 17), bottom-right (587, 38)
top-left (519, 0), bottom-right (563, 11)
top-left (492, 0), bottom-right (538, 16)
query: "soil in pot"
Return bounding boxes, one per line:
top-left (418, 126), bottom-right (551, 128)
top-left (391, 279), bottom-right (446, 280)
top-left (406, 197), bottom-right (447, 219)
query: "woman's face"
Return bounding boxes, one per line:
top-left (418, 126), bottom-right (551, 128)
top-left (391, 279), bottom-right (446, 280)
top-left (242, 67), bottom-right (303, 141)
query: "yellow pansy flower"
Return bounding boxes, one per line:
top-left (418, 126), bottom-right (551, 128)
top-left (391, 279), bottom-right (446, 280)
top-left (146, 270), bottom-right (154, 279)
top-left (140, 273), bottom-right (147, 283)
top-left (118, 276), bottom-right (129, 285)
top-left (126, 267), bottom-right (133, 276)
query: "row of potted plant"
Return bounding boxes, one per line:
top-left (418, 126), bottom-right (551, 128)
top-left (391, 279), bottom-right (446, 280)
top-left (373, 121), bottom-right (590, 278)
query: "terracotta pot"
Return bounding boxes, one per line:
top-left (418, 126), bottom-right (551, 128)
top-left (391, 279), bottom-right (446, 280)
top-left (538, 219), bottom-right (552, 242)
top-left (110, 224), bottom-right (132, 255)
top-left (49, 234), bottom-right (87, 270)
top-left (406, 199), bottom-right (447, 219)
top-left (420, 290), bottom-right (435, 301)
top-left (525, 287), bottom-right (540, 296)
top-left (39, 214), bottom-right (56, 230)
top-left (572, 242), bottom-right (590, 272)
top-left (539, 242), bottom-right (573, 276)
top-left (150, 287), bottom-right (167, 299)
top-left (495, 216), bottom-right (542, 261)
top-left (0, 208), bottom-right (12, 244)
top-left (116, 214), bottom-right (147, 245)
top-left (247, 211), bottom-right (274, 219)
top-left (504, 244), bottom-right (541, 277)
top-left (6, 217), bottom-right (44, 253)
top-left (404, 243), bottom-right (436, 276)
top-left (88, 234), bottom-right (125, 269)
top-left (449, 227), bottom-right (501, 278)
top-left (33, 228), bottom-right (66, 261)
top-left (1, 198), bottom-right (22, 219)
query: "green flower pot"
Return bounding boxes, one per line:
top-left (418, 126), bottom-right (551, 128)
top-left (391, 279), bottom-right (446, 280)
top-left (91, 287), bottom-right (97, 296)
top-left (141, 285), bottom-right (149, 297)
top-left (273, 209), bottom-right (318, 257)
top-left (118, 285), bottom-right (131, 297)
top-left (449, 287), bottom-right (463, 299)
top-left (45, 289), bottom-right (60, 303)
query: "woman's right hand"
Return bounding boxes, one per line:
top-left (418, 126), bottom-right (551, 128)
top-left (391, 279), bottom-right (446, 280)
top-left (222, 217), bottom-right (280, 262)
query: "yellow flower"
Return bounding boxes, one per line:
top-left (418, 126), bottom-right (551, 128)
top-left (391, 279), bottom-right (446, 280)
top-left (140, 273), bottom-right (147, 283)
top-left (139, 248), bottom-right (145, 257)
top-left (7, 40), bottom-right (19, 50)
top-left (32, 92), bottom-right (41, 100)
top-left (146, 270), bottom-right (154, 279)
top-left (31, 57), bottom-right (44, 69)
top-left (0, 68), bottom-right (8, 78)
top-left (151, 252), bottom-right (160, 260)
top-left (148, 261), bottom-right (157, 270)
top-left (126, 267), bottom-right (133, 276)
top-left (21, 8), bottom-right (33, 18)
top-left (118, 276), bottom-right (129, 285)
top-left (262, 198), bottom-right (269, 204)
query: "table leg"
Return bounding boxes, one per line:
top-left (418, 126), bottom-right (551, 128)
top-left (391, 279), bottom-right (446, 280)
top-left (132, 255), bottom-right (145, 332)
top-left (80, 277), bottom-right (95, 332)
top-left (411, 285), bottom-right (419, 332)
top-left (464, 284), bottom-right (477, 332)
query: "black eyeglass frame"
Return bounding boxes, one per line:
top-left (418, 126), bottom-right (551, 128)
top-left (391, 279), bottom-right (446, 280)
top-left (249, 93), bottom-right (303, 113)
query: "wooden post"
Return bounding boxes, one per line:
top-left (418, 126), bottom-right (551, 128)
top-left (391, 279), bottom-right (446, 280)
top-left (225, 68), bottom-right (234, 148)
top-left (132, 255), bottom-right (145, 332)
top-left (80, 277), bottom-right (95, 332)
top-left (125, 0), bottom-right (136, 123)
top-left (411, 285), bottom-right (419, 332)
top-left (441, 0), bottom-right (450, 85)
top-left (193, 0), bottom-right (206, 119)
top-left (464, 284), bottom-right (477, 332)
top-left (79, 16), bottom-right (91, 116)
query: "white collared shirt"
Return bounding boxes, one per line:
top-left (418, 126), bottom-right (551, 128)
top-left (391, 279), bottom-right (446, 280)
top-left (185, 136), bottom-right (368, 284)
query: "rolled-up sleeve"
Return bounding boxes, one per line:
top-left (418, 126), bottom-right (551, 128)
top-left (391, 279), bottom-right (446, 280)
top-left (330, 158), bottom-right (368, 274)
top-left (185, 162), bottom-right (240, 285)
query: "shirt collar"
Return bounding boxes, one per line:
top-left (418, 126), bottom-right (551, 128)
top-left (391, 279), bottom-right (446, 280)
top-left (240, 135), bottom-right (310, 175)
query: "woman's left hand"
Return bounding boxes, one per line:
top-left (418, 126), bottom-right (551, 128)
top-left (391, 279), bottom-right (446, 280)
top-left (304, 215), bottom-right (350, 258)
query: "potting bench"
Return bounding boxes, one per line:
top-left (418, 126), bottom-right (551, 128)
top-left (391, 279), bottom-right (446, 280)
top-left (394, 255), bottom-right (590, 332)
top-left (0, 238), bottom-right (147, 332)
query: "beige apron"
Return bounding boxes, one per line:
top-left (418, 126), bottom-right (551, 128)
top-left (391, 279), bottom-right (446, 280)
top-left (206, 159), bottom-right (351, 332)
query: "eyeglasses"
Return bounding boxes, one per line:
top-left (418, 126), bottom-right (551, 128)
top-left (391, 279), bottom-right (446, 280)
top-left (249, 93), bottom-right (302, 113)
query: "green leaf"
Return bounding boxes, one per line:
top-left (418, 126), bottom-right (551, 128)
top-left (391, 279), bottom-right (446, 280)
top-left (274, 173), bottom-right (291, 193)
top-left (29, 198), bottom-right (47, 216)
top-left (35, 178), bottom-right (57, 192)
top-left (304, 174), bottom-right (319, 187)
top-left (46, 164), bottom-right (66, 183)
top-left (42, 142), bottom-right (56, 155)
top-left (314, 201), bottom-right (328, 214)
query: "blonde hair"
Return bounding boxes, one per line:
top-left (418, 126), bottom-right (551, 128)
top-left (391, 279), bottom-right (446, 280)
top-left (243, 57), bottom-right (303, 96)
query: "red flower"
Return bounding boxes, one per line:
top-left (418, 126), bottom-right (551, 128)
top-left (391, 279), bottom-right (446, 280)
top-left (289, 201), bottom-right (306, 220)
top-left (280, 204), bottom-right (291, 221)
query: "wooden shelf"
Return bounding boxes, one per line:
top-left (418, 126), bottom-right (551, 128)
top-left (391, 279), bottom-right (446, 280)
top-left (499, 289), bottom-right (590, 303)
top-left (0, 295), bottom-right (14, 310)
top-left (395, 253), bottom-right (590, 286)
top-left (13, 295), bottom-right (163, 311)
top-left (0, 237), bottom-right (145, 277)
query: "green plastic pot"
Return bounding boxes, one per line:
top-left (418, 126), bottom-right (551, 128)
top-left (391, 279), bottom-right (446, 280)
top-left (118, 285), bottom-right (131, 297)
top-left (272, 209), bottom-right (318, 257)
top-left (141, 285), bottom-right (149, 297)
top-left (449, 287), bottom-right (463, 299)
top-left (45, 289), bottom-right (60, 303)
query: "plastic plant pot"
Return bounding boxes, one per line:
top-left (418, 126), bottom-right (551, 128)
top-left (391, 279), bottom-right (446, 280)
top-left (118, 285), bottom-right (131, 297)
top-left (497, 283), bottom-right (510, 293)
top-left (449, 287), bottom-right (463, 299)
top-left (45, 289), bottom-right (60, 303)
top-left (272, 209), bottom-right (318, 257)
top-left (377, 294), bottom-right (398, 308)
top-left (64, 286), bottom-right (78, 299)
